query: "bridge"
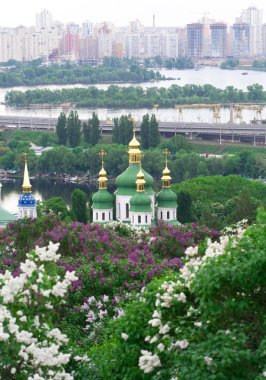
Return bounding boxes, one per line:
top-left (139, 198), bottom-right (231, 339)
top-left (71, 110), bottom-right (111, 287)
top-left (1, 115), bottom-right (266, 145)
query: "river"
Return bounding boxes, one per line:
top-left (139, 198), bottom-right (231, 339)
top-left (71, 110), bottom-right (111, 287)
top-left (1, 67), bottom-right (266, 123)
top-left (0, 179), bottom-right (97, 215)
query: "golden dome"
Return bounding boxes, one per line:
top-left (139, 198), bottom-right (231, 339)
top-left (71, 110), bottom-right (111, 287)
top-left (128, 127), bottom-right (141, 164)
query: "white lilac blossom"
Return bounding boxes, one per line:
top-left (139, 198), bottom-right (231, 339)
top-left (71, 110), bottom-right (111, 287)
top-left (139, 350), bottom-right (161, 373)
top-left (0, 242), bottom-right (76, 379)
top-left (204, 356), bottom-right (213, 365)
top-left (121, 333), bottom-right (129, 341)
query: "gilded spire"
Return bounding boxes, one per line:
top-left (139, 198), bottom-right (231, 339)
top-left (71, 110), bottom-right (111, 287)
top-left (128, 118), bottom-right (141, 164)
top-left (98, 149), bottom-right (107, 190)
top-left (162, 149), bottom-right (171, 188)
top-left (22, 153), bottom-right (32, 193)
top-left (136, 159), bottom-right (145, 192)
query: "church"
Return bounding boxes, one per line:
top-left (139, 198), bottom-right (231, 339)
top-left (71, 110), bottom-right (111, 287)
top-left (1, 130), bottom-right (178, 228)
top-left (92, 128), bottom-right (179, 228)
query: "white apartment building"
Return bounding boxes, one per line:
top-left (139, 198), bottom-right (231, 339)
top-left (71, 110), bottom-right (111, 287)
top-left (262, 24), bottom-right (266, 57)
top-left (36, 9), bottom-right (53, 31)
top-left (160, 34), bottom-right (179, 58)
top-left (126, 34), bottom-right (144, 58)
top-left (240, 6), bottom-right (263, 56)
top-left (96, 23), bottom-right (115, 58)
top-left (0, 25), bottom-right (61, 62)
top-left (125, 32), bottom-right (179, 59)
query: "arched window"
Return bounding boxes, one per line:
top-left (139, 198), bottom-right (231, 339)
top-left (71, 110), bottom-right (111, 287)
top-left (126, 203), bottom-right (129, 218)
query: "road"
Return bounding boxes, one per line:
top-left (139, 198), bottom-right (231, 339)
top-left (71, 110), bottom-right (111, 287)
top-left (1, 115), bottom-right (266, 144)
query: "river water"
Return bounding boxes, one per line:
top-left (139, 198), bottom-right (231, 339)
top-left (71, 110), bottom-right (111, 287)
top-left (0, 179), bottom-right (97, 215)
top-left (1, 67), bottom-right (266, 123)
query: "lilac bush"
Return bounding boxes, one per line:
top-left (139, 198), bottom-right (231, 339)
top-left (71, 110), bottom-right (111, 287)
top-left (0, 241), bottom-right (80, 380)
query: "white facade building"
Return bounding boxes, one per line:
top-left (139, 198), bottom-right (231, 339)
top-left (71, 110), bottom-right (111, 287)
top-left (241, 6), bottom-right (263, 56)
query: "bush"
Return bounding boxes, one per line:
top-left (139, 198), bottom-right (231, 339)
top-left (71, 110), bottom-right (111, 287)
top-left (89, 214), bottom-right (266, 379)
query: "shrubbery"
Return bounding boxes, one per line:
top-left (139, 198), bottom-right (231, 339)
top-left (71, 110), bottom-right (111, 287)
top-left (1, 212), bottom-right (266, 379)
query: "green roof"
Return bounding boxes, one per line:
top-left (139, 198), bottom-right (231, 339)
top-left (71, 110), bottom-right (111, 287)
top-left (130, 192), bottom-right (152, 212)
top-left (0, 207), bottom-right (17, 225)
top-left (157, 188), bottom-right (177, 208)
top-left (92, 190), bottom-right (114, 210)
top-left (115, 164), bottom-right (155, 196)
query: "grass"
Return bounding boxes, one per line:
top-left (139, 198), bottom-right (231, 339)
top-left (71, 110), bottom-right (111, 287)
top-left (191, 140), bottom-right (266, 155)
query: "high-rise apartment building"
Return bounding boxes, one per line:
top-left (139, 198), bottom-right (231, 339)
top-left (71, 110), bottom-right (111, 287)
top-left (262, 24), bottom-right (266, 56)
top-left (210, 23), bottom-right (227, 58)
top-left (232, 23), bottom-right (250, 58)
top-left (97, 23), bottom-right (115, 58)
top-left (36, 9), bottom-right (52, 31)
top-left (240, 6), bottom-right (263, 56)
top-left (160, 34), bottom-right (179, 58)
top-left (187, 23), bottom-right (204, 59)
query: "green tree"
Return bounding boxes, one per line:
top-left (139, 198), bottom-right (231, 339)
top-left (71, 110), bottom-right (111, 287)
top-left (247, 83), bottom-right (264, 102)
top-left (112, 115), bottom-right (133, 145)
top-left (149, 114), bottom-right (160, 148)
top-left (176, 190), bottom-right (194, 223)
top-left (90, 112), bottom-right (101, 146)
top-left (82, 121), bottom-right (91, 144)
top-left (140, 114), bottom-right (150, 149)
top-left (67, 110), bottom-right (81, 148)
top-left (38, 197), bottom-right (70, 220)
top-left (56, 112), bottom-right (67, 145)
top-left (71, 189), bottom-right (88, 224)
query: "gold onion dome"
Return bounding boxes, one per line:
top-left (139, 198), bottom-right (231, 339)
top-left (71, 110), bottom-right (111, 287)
top-left (161, 149), bottom-right (171, 188)
top-left (128, 127), bottom-right (141, 164)
top-left (18, 154), bottom-right (36, 207)
top-left (22, 154), bottom-right (32, 193)
top-left (115, 126), bottom-right (155, 196)
top-left (98, 149), bottom-right (108, 190)
top-left (136, 165), bottom-right (145, 192)
top-left (130, 162), bottom-right (151, 212)
top-left (92, 150), bottom-right (113, 209)
top-left (157, 149), bottom-right (177, 208)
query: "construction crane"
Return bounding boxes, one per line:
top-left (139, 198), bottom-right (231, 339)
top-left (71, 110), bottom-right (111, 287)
top-left (175, 104), bottom-right (221, 123)
top-left (233, 104), bottom-right (263, 124)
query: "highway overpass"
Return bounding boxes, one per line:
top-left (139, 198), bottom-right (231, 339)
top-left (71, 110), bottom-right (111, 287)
top-left (1, 115), bottom-right (266, 145)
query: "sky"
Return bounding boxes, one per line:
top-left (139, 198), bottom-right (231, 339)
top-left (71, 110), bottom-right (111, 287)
top-left (0, 0), bottom-right (266, 28)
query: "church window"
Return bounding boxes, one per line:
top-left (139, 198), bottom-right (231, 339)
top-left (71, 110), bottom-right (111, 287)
top-left (167, 211), bottom-right (170, 219)
top-left (102, 213), bottom-right (105, 221)
top-left (126, 203), bottom-right (129, 218)
top-left (138, 215), bottom-right (141, 224)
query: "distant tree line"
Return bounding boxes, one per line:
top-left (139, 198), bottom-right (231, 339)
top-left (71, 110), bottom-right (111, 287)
top-left (6, 83), bottom-right (266, 108)
top-left (0, 57), bottom-right (163, 87)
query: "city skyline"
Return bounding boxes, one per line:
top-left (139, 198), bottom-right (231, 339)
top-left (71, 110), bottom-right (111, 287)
top-left (0, 0), bottom-right (266, 27)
